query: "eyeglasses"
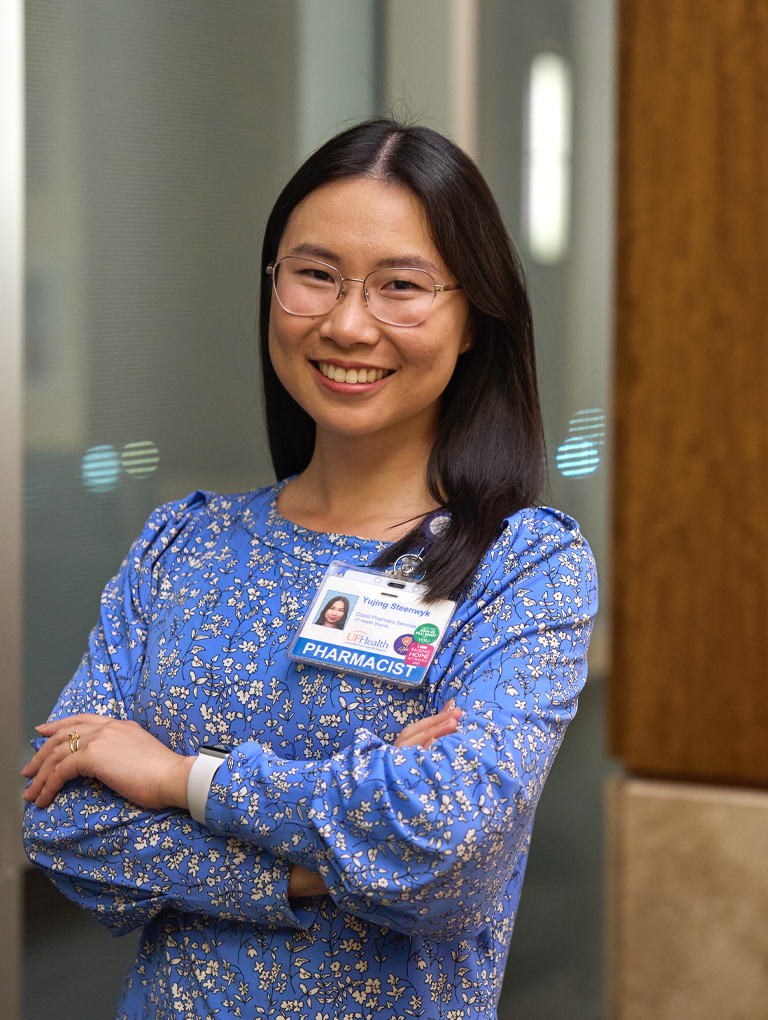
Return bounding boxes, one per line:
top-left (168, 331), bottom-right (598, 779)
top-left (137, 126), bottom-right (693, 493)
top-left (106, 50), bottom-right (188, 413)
top-left (266, 256), bottom-right (462, 327)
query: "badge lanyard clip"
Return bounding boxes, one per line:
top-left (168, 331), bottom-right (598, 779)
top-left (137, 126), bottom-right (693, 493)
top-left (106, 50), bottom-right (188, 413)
top-left (392, 549), bottom-right (426, 581)
top-left (391, 509), bottom-right (451, 581)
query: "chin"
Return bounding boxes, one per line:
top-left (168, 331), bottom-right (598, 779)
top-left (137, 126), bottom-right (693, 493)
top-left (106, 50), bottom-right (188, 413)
top-left (313, 409), bottom-right (399, 437)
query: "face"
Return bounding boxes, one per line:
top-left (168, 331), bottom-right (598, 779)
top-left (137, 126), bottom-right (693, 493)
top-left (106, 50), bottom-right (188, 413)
top-left (324, 600), bottom-right (345, 624)
top-left (268, 177), bottom-right (472, 443)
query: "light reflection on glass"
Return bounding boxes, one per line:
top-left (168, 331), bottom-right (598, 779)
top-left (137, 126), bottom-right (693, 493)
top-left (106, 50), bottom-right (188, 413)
top-left (557, 408), bottom-right (606, 478)
top-left (526, 52), bottom-right (572, 264)
top-left (568, 408), bottom-right (606, 447)
top-left (121, 441), bottom-right (160, 476)
top-left (81, 445), bottom-right (120, 493)
top-left (557, 438), bottom-right (600, 477)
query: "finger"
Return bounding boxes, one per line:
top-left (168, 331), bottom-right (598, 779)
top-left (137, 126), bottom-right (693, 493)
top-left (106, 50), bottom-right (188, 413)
top-left (23, 719), bottom-right (99, 777)
top-left (24, 737), bottom-right (75, 796)
top-left (35, 717), bottom-right (76, 734)
top-left (395, 713), bottom-right (461, 748)
top-left (27, 721), bottom-right (97, 787)
top-left (395, 708), bottom-right (462, 744)
top-left (23, 728), bottom-right (77, 777)
top-left (23, 740), bottom-right (79, 804)
top-left (416, 714), bottom-right (460, 737)
top-left (397, 717), bottom-right (438, 739)
top-left (396, 726), bottom-right (456, 749)
top-left (418, 708), bottom-right (462, 730)
top-left (398, 706), bottom-right (461, 740)
top-left (409, 707), bottom-right (462, 734)
top-left (35, 713), bottom-right (101, 735)
top-left (34, 750), bottom-right (85, 809)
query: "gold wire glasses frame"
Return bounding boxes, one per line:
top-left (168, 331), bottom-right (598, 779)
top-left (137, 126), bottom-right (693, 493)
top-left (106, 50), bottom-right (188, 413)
top-left (266, 255), bottom-right (462, 327)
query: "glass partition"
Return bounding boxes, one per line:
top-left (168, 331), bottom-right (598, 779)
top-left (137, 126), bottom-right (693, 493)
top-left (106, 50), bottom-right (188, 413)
top-left (23, 3), bottom-right (378, 1016)
top-left (476, 3), bottom-right (617, 1017)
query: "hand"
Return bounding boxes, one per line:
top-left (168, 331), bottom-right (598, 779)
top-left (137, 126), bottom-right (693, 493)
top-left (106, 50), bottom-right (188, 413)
top-left (288, 864), bottom-right (328, 898)
top-left (393, 699), bottom-right (462, 749)
top-left (22, 714), bottom-right (194, 811)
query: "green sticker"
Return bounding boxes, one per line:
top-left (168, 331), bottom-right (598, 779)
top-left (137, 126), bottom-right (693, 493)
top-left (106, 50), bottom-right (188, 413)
top-left (413, 623), bottom-right (439, 644)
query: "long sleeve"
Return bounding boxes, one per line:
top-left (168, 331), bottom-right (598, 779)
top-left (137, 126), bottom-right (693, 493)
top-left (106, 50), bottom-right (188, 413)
top-left (22, 494), bottom-right (302, 934)
top-left (203, 509), bottom-right (597, 940)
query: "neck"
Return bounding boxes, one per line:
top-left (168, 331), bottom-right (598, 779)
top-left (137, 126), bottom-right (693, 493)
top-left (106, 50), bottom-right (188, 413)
top-left (277, 415), bottom-right (440, 540)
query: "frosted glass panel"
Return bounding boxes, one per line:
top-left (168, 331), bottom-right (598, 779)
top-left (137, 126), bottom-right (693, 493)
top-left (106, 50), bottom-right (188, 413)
top-left (24, 0), bottom-right (299, 738)
top-left (478, 0), bottom-right (613, 677)
top-left (476, 3), bottom-right (617, 1018)
top-left (23, 3), bottom-right (375, 1016)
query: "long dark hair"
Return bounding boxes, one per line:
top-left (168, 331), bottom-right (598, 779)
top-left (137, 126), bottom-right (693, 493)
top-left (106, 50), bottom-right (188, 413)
top-left (259, 119), bottom-right (544, 601)
top-left (315, 595), bottom-right (350, 630)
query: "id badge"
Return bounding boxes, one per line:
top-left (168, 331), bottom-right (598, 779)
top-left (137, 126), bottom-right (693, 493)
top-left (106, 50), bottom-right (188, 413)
top-left (287, 562), bottom-right (456, 689)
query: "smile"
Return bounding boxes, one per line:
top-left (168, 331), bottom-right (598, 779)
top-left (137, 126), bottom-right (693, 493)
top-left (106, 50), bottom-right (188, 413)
top-left (315, 361), bottom-right (393, 385)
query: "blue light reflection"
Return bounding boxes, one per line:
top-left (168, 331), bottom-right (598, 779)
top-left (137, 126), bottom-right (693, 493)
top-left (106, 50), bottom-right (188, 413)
top-left (81, 445), bottom-right (120, 493)
top-left (556, 408), bottom-right (606, 479)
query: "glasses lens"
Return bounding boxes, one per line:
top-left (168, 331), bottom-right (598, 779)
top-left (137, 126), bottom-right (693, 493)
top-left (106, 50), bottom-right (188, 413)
top-left (366, 269), bottom-right (436, 326)
top-left (273, 257), bottom-right (340, 316)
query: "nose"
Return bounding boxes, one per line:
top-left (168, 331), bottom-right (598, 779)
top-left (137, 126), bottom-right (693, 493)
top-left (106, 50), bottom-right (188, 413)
top-left (321, 278), bottom-right (380, 346)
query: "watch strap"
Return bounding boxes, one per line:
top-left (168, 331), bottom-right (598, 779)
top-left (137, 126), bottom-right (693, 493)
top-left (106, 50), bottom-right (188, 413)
top-left (187, 750), bottom-right (227, 823)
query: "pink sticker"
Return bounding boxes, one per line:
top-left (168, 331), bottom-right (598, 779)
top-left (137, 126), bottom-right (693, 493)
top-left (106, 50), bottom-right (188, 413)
top-left (405, 642), bottom-right (434, 666)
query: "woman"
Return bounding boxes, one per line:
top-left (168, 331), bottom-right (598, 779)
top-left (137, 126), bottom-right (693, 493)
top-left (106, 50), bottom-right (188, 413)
top-left (23, 120), bottom-right (597, 1019)
top-left (316, 595), bottom-right (350, 629)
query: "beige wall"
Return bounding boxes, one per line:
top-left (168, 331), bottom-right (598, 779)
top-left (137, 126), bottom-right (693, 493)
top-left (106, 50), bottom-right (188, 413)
top-left (608, 779), bottom-right (768, 1020)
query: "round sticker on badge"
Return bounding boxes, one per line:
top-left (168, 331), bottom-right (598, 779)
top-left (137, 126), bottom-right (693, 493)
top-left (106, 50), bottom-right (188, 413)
top-left (413, 622), bottom-right (440, 644)
top-left (393, 634), bottom-right (414, 655)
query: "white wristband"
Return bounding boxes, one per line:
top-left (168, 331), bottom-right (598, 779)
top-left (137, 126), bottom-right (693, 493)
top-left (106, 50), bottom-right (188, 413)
top-left (187, 751), bottom-right (227, 824)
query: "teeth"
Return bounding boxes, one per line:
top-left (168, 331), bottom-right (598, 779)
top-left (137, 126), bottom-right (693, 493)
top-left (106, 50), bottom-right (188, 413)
top-left (318, 363), bottom-right (389, 385)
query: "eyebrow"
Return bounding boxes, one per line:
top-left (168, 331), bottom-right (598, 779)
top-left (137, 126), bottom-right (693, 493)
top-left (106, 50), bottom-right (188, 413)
top-left (287, 243), bottom-right (340, 262)
top-left (374, 255), bottom-right (441, 276)
top-left (286, 243), bottom-right (442, 278)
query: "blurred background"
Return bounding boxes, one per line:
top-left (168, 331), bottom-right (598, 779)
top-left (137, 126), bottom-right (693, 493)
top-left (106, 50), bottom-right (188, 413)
top-left (6, 1), bottom-right (616, 1017)
top-left (7, 2), bottom-right (767, 1018)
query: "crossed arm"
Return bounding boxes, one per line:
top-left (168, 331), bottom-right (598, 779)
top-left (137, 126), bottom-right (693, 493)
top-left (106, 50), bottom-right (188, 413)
top-left (23, 704), bottom-right (463, 898)
top-left (23, 500), bottom-right (596, 934)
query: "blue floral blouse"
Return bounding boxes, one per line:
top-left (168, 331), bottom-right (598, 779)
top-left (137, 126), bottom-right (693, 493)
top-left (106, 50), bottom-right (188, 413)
top-left (23, 483), bottom-right (597, 1020)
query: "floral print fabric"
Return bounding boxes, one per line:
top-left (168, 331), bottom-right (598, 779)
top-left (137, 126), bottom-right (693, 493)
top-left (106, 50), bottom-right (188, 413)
top-left (23, 483), bottom-right (597, 1019)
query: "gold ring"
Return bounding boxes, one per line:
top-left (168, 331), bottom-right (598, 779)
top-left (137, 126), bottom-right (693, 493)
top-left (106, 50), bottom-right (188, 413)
top-left (68, 731), bottom-right (80, 754)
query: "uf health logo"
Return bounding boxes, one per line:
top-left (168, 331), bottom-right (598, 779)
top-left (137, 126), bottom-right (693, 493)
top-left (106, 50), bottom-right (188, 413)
top-left (345, 630), bottom-right (388, 651)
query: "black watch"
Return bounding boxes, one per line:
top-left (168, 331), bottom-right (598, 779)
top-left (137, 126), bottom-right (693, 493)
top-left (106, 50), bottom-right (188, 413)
top-left (199, 744), bottom-right (230, 759)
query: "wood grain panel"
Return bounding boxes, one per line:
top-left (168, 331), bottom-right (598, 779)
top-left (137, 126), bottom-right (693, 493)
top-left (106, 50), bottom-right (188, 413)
top-left (611, 0), bottom-right (768, 785)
